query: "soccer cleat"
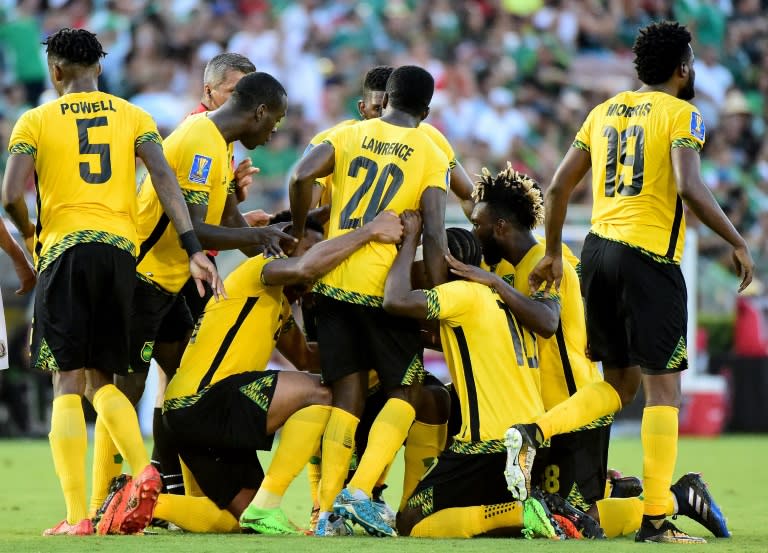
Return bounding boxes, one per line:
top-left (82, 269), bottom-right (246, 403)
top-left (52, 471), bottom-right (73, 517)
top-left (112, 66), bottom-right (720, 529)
top-left (521, 497), bottom-right (558, 539)
top-left (111, 464), bottom-right (163, 535)
top-left (635, 519), bottom-right (707, 544)
top-left (504, 425), bottom-right (537, 501)
top-left (671, 472), bottom-right (730, 538)
top-left (96, 475), bottom-right (133, 535)
top-left (239, 505), bottom-right (302, 535)
top-left (606, 469), bottom-right (643, 499)
top-left (314, 514), bottom-right (353, 536)
top-left (43, 518), bottom-right (94, 536)
top-left (333, 488), bottom-right (397, 537)
top-left (536, 489), bottom-right (606, 539)
top-left (552, 514), bottom-right (582, 539)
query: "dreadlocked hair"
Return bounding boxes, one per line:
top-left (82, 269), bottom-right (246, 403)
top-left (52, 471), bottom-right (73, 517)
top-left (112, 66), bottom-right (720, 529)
top-left (44, 28), bottom-right (107, 65)
top-left (632, 21), bottom-right (691, 85)
top-left (363, 65), bottom-right (394, 94)
top-left (447, 227), bottom-right (482, 267)
top-left (472, 162), bottom-right (544, 230)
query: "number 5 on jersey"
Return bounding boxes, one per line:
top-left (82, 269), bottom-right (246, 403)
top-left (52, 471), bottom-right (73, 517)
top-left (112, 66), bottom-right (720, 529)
top-left (77, 117), bottom-right (112, 184)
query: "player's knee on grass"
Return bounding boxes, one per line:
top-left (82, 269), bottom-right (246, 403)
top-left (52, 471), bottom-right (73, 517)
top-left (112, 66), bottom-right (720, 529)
top-left (396, 505), bottom-right (424, 536)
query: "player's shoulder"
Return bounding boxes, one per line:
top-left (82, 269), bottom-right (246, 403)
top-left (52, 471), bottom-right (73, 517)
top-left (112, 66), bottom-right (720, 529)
top-left (312, 119), bottom-right (357, 144)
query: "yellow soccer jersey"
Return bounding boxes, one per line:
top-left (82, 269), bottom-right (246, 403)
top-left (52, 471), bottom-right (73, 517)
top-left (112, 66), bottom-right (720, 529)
top-left (494, 244), bottom-right (602, 411)
top-left (135, 113), bottom-right (231, 293)
top-left (8, 91), bottom-right (161, 272)
top-left (165, 255), bottom-right (294, 400)
top-left (420, 122), bottom-right (457, 169)
top-left (424, 280), bottom-right (543, 444)
top-left (316, 118), bottom-right (449, 305)
top-left (574, 91), bottom-right (705, 263)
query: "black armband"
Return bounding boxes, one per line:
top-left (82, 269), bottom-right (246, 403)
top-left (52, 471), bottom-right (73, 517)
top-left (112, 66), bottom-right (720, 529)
top-left (179, 230), bottom-right (203, 257)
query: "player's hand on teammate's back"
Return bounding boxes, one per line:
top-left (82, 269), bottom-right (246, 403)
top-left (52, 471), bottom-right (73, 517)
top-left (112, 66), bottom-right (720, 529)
top-left (13, 256), bottom-right (35, 295)
top-left (400, 210), bottom-right (422, 239)
top-left (529, 253), bottom-right (563, 294)
top-left (189, 251), bottom-right (227, 300)
top-left (367, 210), bottom-right (403, 244)
top-left (253, 222), bottom-right (297, 258)
top-left (732, 244), bottom-right (755, 293)
top-left (446, 254), bottom-right (497, 287)
top-left (242, 209), bottom-right (273, 227)
top-left (234, 158), bottom-right (260, 203)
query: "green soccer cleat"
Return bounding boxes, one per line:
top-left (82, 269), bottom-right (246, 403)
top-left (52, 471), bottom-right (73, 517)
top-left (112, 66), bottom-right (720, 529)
top-left (635, 519), bottom-right (707, 544)
top-left (521, 497), bottom-right (558, 539)
top-left (239, 505), bottom-right (302, 535)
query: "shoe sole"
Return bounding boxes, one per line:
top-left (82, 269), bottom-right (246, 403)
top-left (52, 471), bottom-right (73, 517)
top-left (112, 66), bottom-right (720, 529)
top-left (119, 474), bottom-right (163, 534)
top-left (239, 518), bottom-right (300, 535)
top-left (543, 492), bottom-right (606, 539)
top-left (639, 535), bottom-right (708, 544)
top-left (334, 504), bottom-right (396, 537)
top-left (504, 427), bottom-right (531, 501)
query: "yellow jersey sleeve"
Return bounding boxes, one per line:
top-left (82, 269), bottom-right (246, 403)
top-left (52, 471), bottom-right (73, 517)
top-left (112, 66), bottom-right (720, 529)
top-left (671, 106), bottom-right (705, 152)
top-left (132, 107), bottom-right (163, 152)
top-left (424, 280), bottom-right (479, 322)
top-left (420, 122), bottom-right (457, 169)
top-left (172, 123), bottom-right (225, 206)
top-left (8, 109), bottom-right (41, 157)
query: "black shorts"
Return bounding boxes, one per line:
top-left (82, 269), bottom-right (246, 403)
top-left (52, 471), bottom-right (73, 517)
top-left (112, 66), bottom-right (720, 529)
top-left (406, 445), bottom-right (514, 518)
top-left (163, 370), bottom-right (278, 508)
top-left (581, 233), bottom-right (688, 373)
top-left (315, 294), bottom-right (424, 389)
top-left (300, 292), bottom-right (319, 342)
top-left (179, 253), bottom-right (216, 322)
top-left (531, 424), bottom-right (611, 511)
top-left (130, 277), bottom-right (193, 373)
top-left (31, 243), bottom-right (134, 374)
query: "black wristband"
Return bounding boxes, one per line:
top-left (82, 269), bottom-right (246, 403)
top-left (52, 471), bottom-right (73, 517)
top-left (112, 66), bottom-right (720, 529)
top-left (179, 230), bottom-right (203, 257)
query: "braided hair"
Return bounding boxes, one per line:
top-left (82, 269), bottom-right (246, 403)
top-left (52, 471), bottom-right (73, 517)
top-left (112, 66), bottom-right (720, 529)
top-left (447, 227), bottom-right (482, 267)
top-left (472, 162), bottom-right (544, 230)
top-left (44, 28), bottom-right (107, 65)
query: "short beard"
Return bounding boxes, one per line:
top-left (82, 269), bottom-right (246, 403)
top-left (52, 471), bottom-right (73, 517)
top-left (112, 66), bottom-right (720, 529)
top-left (679, 75), bottom-right (695, 101)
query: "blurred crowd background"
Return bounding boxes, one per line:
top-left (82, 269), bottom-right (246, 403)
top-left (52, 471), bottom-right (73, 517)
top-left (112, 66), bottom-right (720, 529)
top-left (0, 0), bottom-right (767, 435)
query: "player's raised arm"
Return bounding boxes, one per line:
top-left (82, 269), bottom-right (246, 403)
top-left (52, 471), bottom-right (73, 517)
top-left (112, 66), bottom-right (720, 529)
top-left (261, 210), bottom-right (403, 287)
top-left (420, 187), bottom-right (448, 288)
top-left (529, 146), bottom-right (591, 293)
top-left (289, 142), bottom-right (335, 238)
top-left (383, 210), bottom-right (430, 318)
top-left (449, 161), bottom-right (476, 221)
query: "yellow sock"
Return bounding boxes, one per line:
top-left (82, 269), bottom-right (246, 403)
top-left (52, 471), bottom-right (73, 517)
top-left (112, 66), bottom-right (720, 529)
top-left (596, 497), bottom-right (643, 537)
top-left (400, 421), bottom-right (447, 511)
top-left (153, 493), bottom-right (239, 532)
top-left (255, 405), bottom-right (331, 508)
top-left (308, 448), bottom-right (321, 505)
top-left (642, 405), bottom-right (679, 517)
top-left (88, 416), bottom-right (123, 517)
top-left (319, 408), bottom-right (359, 512)
top-left (536, 381), bottom-right (622, 441)
top-left (92, 384), bottom-right (149, 476)
top-left (410, 503), bottom-right (524, 537)
top-left (49, 394), bottom-right (88, 524)
top-left (348, 398), bottom-right (415, 497)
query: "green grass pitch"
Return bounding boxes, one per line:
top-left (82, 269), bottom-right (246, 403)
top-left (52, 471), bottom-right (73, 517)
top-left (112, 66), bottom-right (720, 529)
top-left (1, 435), bottom-right (766, 552)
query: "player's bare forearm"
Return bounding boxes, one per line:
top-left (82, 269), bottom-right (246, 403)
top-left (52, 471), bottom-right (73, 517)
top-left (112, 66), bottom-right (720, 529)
top-left (137, 142), bottom-right (194, 236)
top-left (195, 221), bottom-right (282, 252)
top-left (489, 275), bottom-right (561, 337)
top-left (262, 211), bottom-right (402, 286)
top-left (449, 161), bottom-right (475, 221)
top-left (2, 154), bottom-right (35, 238)
top-left (0, 219), bottom-right (30, 266)
top-left (383, 222), bottom-right (429, 319)
top-left (544, 147), bottom-right (591, 257)
top-left (290, 143), bottom-right (335, 238)
top-left (278, 326), bottom-right (320, 373)
top-left (421, 187), bottom-right (448, 287)
top-left (220, 193), bottom-right (262, 256)
top-left (673, 147), bottom-right (746, 249)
